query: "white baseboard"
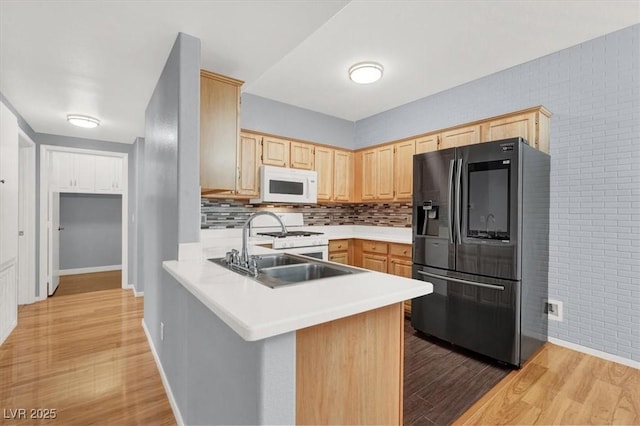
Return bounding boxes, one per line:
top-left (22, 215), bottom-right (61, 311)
top-left (58, 265), bottom-right (122, 276)
top-left (548, 337), bottom-right (640, 370)
top-left (132, 285), bottom-right (144, 297)
top-left (0, 319), bottom-right (18, 347)
top-left (142, 319), bottom-right (184, 426)
top-left (125, 284), bottom-right (143, 297)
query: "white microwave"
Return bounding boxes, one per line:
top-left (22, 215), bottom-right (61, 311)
top-left (250, 165), bottom-right (318, 204)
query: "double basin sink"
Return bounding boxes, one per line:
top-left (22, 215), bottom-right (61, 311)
top-left (209, 253), bottom-right (365, 289)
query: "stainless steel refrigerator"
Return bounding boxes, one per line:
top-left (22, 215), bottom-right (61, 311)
top-left (411, 137), bottom-right (549, 367)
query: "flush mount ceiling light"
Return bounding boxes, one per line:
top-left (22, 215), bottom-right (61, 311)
top-left (348, 62), bottom-right (384, 84)
top-left (67, 114), bottom-right (100, 129)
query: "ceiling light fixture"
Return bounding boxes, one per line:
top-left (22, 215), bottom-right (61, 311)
top-left (348, 62), bottom-right (384, 84)
top-left (67, 114), bottom-right (100, 129)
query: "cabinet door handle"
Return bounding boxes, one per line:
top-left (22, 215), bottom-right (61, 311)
top-left (0, 179), bottom-right (5, 184)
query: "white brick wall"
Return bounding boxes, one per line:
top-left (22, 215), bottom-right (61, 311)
top-left (356, 25), bottom-right (640, 362)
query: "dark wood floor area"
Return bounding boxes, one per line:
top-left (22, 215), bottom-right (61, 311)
top-left (53, 270), bottom-right (121, 297)
top-left (403, 320), bottom-right (511, 425)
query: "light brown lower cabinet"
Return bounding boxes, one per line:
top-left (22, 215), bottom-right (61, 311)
top-left (350, 239), bottom-right (413, 316)
top-left (296, 302), bottom-right (404, 425)
top-left (389, 254), bottom-right (413, 317)
top-left (328, 239), bottom-right (351, 264)
top-left (328, 252), bottom-right (348, 264)
top-left (362, 253), bottom-right (388, 272)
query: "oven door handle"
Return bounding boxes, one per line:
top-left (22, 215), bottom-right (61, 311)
top-left (416, 270), bottom-right (505, 291)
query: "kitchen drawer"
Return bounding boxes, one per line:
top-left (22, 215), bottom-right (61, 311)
top-left (362, 240), bottom-right (388, 254)
top-left (389, 243), bottom-right (411, 259)
top-left (329, 239), bottom-right (350, 252)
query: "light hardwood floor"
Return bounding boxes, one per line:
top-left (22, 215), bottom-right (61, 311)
top-left (54, 270), bottom-right (122, 297)
top-left (2, 285), bottom-right (637, 426)
top-left (455, 343), bottom-right (640, 425)
top-left (0, 288), bottom-right (175, 425)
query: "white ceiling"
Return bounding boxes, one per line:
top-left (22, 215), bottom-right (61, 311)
top-left (1, 1), bottom-right (638, 144)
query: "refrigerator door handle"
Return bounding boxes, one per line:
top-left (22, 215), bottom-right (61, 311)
top-left (448, 159), bottom-right (455, 243)
top-left (417, 270), bottom-right (505, 291)
top-left (455, 158), bottom-right (463, 244)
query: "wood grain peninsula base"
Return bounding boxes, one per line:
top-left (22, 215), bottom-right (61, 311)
top-left (296, 302), bottom-right (404, 425)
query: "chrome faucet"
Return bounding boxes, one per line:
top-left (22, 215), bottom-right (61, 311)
top-left (226, 211), bottom-right (288, 276)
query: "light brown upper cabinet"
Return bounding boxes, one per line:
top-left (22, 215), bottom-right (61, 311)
top-left (415, 133), bottom-right (439, 154)
top-left (314, 146), bottom-right (334, 201)
top-left (236, 132), bottom-right (262, 197)
top-left (200, 70), bottom-right (243, 194)
top-left (262, 136), bottom-right (289, 167)
top-left (315, 146), bottom-right (352, 202)
top-left (333, 149), bottom-right (352, 202)
top-left (377, 145), bottom-right (394, 200)
top-left (361, 149), bottom-right (377, 201)
top-left (290, 141), bottom-right (314, 170)
top-left (360, 146), bottom-right (394, 201)
top-left (482, 107), bottom-right (551, 153)
top-left (393, 140), bottom-right (415, 200)
top-left (440, 124), bottom-right (481, 150)
top-left (217, 106), bottom-right (550, 201)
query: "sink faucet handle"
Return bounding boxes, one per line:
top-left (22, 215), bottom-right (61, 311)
top-left (226, 249), bottom-right (240, 265)
top-left (249, 256), bottom-right (259, 276)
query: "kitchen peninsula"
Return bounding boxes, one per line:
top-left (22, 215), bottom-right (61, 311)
top-left (163, 240), bottom-right (432, 425)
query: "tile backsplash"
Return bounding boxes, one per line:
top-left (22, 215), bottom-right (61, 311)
top-left (201, 199), bottom-right (412, 229)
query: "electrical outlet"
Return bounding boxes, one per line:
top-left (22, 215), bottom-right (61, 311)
top-left (545, 300), bottom-right (563, 322)
top-left (160, 322), bottom-right (165, 341)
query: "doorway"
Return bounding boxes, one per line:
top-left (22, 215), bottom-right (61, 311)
top-left (52, 193), bottom-right (123, 295)
top-left (39, 145), bottom-right (129, 300)
top-left (18, 130), bottom-right (36, 305)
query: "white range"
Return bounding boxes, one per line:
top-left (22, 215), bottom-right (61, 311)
top-left (250, 212), bottom-right (329, 260)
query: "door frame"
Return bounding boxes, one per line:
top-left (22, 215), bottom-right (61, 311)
top-left (18, 129), bottom-right (36, 304)
top-left (39, 145), bottom-right (129, 300)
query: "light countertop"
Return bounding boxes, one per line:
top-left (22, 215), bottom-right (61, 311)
top-left (164, 241), bottom-right (431, 342)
